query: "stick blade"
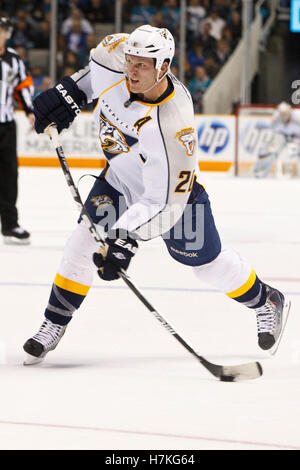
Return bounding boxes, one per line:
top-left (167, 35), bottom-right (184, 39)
top-left (200, 356), bottom-right (263, 382)
top-left (220, 361), bottom-right (263, 382)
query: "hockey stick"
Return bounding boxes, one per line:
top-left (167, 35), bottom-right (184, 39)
top-left (46, 124), bottom-right (262, 382)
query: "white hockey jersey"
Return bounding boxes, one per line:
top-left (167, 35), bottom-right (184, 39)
top-left (72, 33), bottom-right (200, 240)
top-left (271, 111), bottom-right (300, 138)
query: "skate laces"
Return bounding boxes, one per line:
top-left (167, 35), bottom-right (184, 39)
top-left (255, 301), bottom-right (277, 334)
top-left (32, 320), bottom-right (64, 348)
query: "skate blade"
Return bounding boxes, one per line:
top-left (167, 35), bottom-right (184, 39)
top-left (3, 237), bottom-right (30, 246)
top-left (269, 298), bottom-right (291, 356)
top-left (23, 354), bottom-right (45, 366)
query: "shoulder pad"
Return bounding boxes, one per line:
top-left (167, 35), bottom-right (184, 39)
top-left (91, 33), bottom-right (129, 73)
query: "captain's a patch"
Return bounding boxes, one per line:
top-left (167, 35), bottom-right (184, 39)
top-left (175, 128), bottom-right (196, 156)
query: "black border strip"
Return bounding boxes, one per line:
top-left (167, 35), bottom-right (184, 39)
top-left (91, 57), bottom-right (124, 74)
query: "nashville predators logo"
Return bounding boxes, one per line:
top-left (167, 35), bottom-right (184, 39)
top-left (90, 195), bottom-right (113, 208)
top-left (175, 128), bottom-right (196, 156)
top-left (102, 34), bottom-right (127, 53)
top-left (99, 112), bottom-right (138, 160)
top-left (99, 114), bottom-right (130, 155)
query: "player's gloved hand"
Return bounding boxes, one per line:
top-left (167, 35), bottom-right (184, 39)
top-left (93, 233), bottom-right (138, 281)
top-left (33, 76), bottom-right (87, 134)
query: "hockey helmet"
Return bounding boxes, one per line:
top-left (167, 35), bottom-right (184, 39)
top-left (277, 101), bottom-right (291, 121)
top-left (124, 25), bottom-right (175, 73)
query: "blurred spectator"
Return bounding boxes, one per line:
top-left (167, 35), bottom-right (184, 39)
top-left (204, 54), bottom-right (220, 78)
top-left (41, 0), bottom-right (51, 15)
top-left (212, 0), bottom-right (231, 20)
top-left (227, 10), bottom-right (242, 47)
top-left (187, 0), bottom-right (207, 36)
top-left (11, 18), bottom-right (35, 49)
top-left (14, 8), bottom-right (40, 36)
top-left (202, 0), bottom-right (212, 9)
top-left (83, 0), bottom-right (107, 23)
top-left (79, 33), bottom-right (97, 66)
top-left (151, 10), bottom-right (165, 29)
top-left (14, 46), bottom-right (31, 70)
top-left (221, 26), bottom-right (234, 50)
top-left (86, 32), bottom-right (97, 50)
top-left (31, 66), bottom-right (46, 98)
top-left (32, 7), bottom-right (45, 23)
top-left (259, 3), bottom-right (269, 21)
top-left (131, 0), bottom-right (157, 25)
top-left (170, 63), bottom-right (179, 78)
top-left (61, 7), bottom-right (94, 36)
top-left (34, 75), bottom-right (52, 99)
top-left (33, 20), bottom-right (50, 48)
top-left (160, 0), bottom-right (180, 34)
top-left (62, 65), bottom-right (77, 76)
top-left (213, 38), bottom-right (231, 66)
top-left (172, 54), bottom-right (193, 82)
top-left (187, 43), bottom-right (205, 70)
top-left (199, 22), bottom-right (217, 55)
top-left (64, 49), bottom-right (81, 70)
top-left (188, 65), bottom-right (212, 112)
top-left (63, 18), bottom-right (88, 55)
top-left (184, 56), bottom-right (193, 82)
top-left (201, 7), bottom-right (226, 40)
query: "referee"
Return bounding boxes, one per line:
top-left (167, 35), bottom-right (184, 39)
top-left (0, 16), bottom-right (35, 245)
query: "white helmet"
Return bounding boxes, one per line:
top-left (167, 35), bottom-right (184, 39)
top-left (278, 101), bottom-right (291, 113)
top-left (124, 24), bottom-right (175, 74)
top-left (277, 101), bottom-right (291, 122)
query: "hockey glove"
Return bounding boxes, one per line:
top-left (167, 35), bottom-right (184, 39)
top-left (33, 76), bottom-right (87, 134)
top-left (93, 234), bottom-right (138, 281)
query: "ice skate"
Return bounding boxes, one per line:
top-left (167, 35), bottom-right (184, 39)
top-left (255, 285), bottom-right (291, 355)
top-left (3, 226), bottom-right (30, 245)
top-left (23, 319), bottom-right (67, 365)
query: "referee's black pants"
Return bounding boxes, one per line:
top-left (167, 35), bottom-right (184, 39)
top-left (0, 121), bottom-right (18, 233)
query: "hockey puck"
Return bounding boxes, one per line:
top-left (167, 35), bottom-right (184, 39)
top-left (220, 375), bottom-right (235, 382)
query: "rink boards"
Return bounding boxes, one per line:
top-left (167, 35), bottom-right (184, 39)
top-left (15, 110), bottom-right (284, 172)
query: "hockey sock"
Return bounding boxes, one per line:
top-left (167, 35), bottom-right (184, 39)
top-left (226, 269), bottom-right (267, 309)
top-left (44, 274), bottom-right (90, 326)
top-left (192, 246), bottom-right (267, 309)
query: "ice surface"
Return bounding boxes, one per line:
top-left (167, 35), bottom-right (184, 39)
top-left (0, 168), bottom-right (300, 450)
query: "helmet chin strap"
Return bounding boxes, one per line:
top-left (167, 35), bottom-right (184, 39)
top-left (139, 67), bottom-right (168, 95)
top-left (124, 63), bottom-right (168, 96)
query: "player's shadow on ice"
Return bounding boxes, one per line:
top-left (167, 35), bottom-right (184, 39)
top-left (26, 353), bottom-right (267, 370)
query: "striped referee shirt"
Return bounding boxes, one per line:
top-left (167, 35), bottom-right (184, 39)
top-left (0, 47), bottom-right (34, 123)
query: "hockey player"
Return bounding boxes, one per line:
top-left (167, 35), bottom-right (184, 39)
top-left (253, 102), bottom-right (300, 178)
top-left (23, 25), bottom-right (290, 365)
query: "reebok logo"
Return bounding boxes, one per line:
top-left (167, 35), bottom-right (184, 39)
top-left (170, 247), bottom-right (198, 258)
top-left (56, 84), bottom-right (81, 115)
